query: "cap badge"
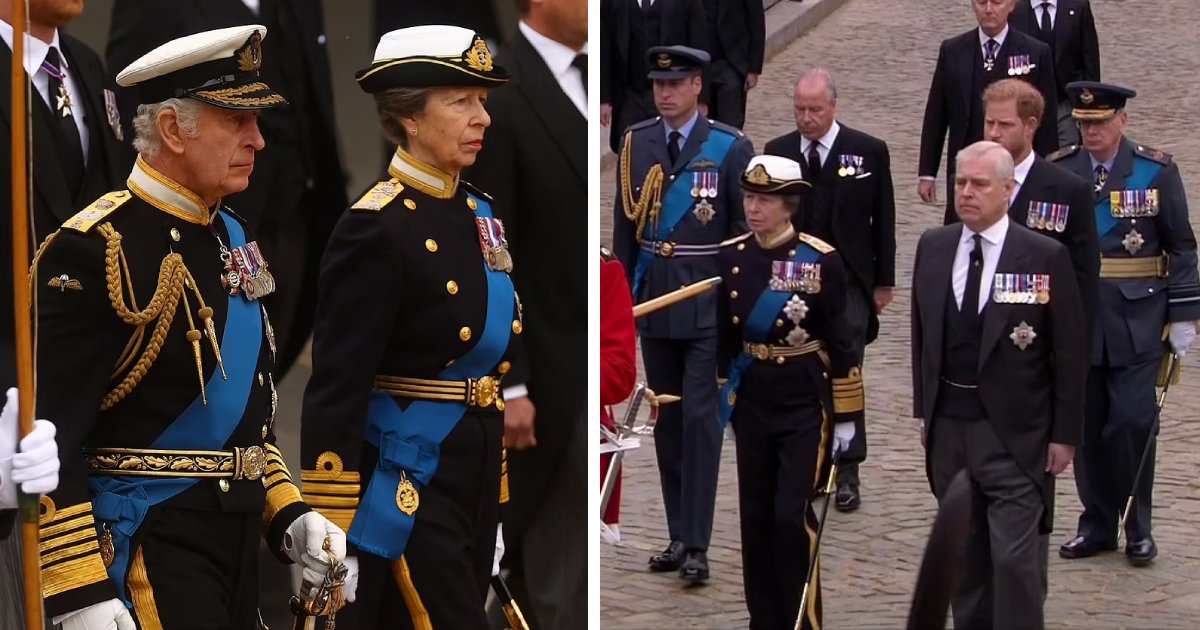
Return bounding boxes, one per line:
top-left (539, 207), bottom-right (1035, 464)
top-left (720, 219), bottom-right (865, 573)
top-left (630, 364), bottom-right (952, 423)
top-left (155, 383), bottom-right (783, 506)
top-left (1080, 89), bottom-right (1095, 105)
top-left (465, 36), bottom-right (494, 72)
top-left (236, 31), bottom-right (263, 72)
top-left (746, 164), bottom-right (771, 186)
top-left (656, 53), bottom-right (672, 69)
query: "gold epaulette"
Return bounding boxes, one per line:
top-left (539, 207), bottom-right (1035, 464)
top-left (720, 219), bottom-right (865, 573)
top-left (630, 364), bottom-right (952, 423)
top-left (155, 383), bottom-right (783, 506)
top-left (351, 179), bottom-right (405, 212)
top-left (720, 232), bottom-right (753, 248)
top-left (262, 444), bottom-right (304, 529)
top-left (63, 190), bottom-right (134, 233)
top-left (832, 366), bottom-right (865, 414)
top-left (1135, 144), bottom-right (1172, 165)
top-left (1047, 145), bottom-right (1080, 162)
top-left (38, 497), bottom-right (110, 599)
top-left (301, 451), bottom-right (361, 532)
top-left (798, 233), bottom-right (835, 254)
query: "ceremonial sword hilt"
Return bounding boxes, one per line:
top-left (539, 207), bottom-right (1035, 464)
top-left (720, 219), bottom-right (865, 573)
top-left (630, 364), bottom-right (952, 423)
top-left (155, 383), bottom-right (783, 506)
top-left (289, 537), bottom-right (349, 630)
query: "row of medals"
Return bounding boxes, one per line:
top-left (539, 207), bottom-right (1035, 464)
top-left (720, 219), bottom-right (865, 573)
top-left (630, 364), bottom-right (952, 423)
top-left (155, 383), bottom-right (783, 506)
top-left (692, 171), bottom-right (717, 225)
top-left (993, 276), bottom-right (1050, 305)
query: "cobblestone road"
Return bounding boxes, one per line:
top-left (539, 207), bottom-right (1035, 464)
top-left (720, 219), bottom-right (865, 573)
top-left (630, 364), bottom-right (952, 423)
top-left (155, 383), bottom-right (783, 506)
top-left (599, 1), bottom-right (1200, 627)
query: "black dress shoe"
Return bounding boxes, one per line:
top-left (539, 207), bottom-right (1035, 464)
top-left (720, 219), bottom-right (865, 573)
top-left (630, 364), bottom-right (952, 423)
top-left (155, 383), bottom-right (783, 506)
top-left (679, 550), bottom-right (709, 584)
top-left (1058, 535), bottom-right (1118, 559)
top-left (648, 540), bottom-right (685, 572)
top-left (1126, 538), bottom-right (1157, 567)
top-left (835, 482), bottom-right (861, 512)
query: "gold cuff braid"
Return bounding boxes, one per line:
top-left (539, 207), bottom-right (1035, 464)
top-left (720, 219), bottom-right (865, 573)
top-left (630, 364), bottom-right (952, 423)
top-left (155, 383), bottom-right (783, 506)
top-left (832, 366), bottom-right (865, 414)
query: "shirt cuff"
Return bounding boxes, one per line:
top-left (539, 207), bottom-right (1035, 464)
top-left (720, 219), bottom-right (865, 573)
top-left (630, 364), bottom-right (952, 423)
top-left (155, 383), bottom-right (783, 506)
top-left (503, 385), bottom-right (529, 401)
top-left (918, 176), bottom-right (936, 182)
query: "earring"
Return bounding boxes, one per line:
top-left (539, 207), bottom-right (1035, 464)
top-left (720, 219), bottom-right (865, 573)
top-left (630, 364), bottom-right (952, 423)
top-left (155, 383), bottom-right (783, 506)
top-left (410, 128), bottom-right (417, 135)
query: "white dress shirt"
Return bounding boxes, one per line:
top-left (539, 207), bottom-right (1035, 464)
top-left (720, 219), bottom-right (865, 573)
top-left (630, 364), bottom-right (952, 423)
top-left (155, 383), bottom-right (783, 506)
top-left (0, 21), bottom-right (89, 160)
top-left (518, 21), bottom-right (587, 117)
top-left (1032, 0), bottom-right (1057, 29)
top-left (953, 214), bottom-right (1010, 313)
top-left (978, 25), bottom-right (1010, 57)
top-left (1010, 150), bottom-right (1035, 205)
top-left (800, 121), bottom-right (841, 169)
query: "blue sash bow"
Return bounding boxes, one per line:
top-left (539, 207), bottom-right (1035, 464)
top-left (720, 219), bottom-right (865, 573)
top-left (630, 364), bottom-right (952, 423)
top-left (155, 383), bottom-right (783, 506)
top-left (718, 244), bottom-right (821, 427)
top-left (349, 193), bottom-right (514, 559)
top-left (1095, 157), bottom-right (1162, 238)
top-left (90, 211), bottom-right (263, 605)
top-left (631, 128), bottom-right (737, 297)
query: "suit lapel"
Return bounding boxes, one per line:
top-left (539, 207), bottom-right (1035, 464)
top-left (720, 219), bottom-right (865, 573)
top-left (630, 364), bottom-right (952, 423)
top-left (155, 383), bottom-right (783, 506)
top-left (1054, 1), bottom-right (1074, 62)
top-left (508, 34), bottom-right (586, 182)
top-left (646, 120), bottom-right (672, 173)
top-left (61, 39), bottom-right (106, 165)
top-left (979, 223), bottom-right (1028, 366)
top-left (922, 228), bottom-right (958, 378)
top-left (1105, 139), bottom-right (1135, 196)
top-left (825, 126), bottom-right (848, 210)
top-left (1010, 156), bottom-right (1043, 215)
top-left (673, 116), bottom-right (709, 174)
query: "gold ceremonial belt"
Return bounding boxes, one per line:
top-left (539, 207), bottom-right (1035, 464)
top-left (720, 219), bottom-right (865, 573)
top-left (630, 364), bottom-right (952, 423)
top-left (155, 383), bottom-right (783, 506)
top-left (743, 340), bottom-right (824, 361)
top-left (83, 446), bottom-right (268, 480)
top-left (1100, 255), bottom-right (1168, 279)
top-left (374, 374), bottom-right (505, 411)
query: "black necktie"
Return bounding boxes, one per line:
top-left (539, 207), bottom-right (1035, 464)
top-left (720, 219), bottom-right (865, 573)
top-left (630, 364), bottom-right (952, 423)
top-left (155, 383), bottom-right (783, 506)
top-left (667, 130), bottom-right (681, 164)
top-left (641, 0), bottom-right (651, 11)
top-left (43, 47), bottom-right (84, 201)
top-left (571, 53), bottom-right (587, 96)
top-left (962, 234), bottom-right (984, 324)
top-left (1094, 164), bottom-right (1108, 193)
top-left (806, 142), bottom-right (822, 184)
top-left (1040, 2), bottom-right (1054, 40)
top-left (984, 38), bottom-right (999, 69)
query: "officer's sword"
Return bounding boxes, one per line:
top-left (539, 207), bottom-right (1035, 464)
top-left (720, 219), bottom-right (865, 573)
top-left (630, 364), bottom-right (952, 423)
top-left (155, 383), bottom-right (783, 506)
top-left (600, 383), bottom-right (645, 518)
top-left (632, 276), bottom-right (722, 319)
top-left (795, 451), bottom-right (840, 630)
top-left (491, 574), bottom-right (531, 630)
top-left (1117, 352), bottom-right (1181, 545)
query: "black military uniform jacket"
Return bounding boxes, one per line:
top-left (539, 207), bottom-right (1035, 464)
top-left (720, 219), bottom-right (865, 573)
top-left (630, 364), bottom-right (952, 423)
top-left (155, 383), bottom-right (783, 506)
top-left (1051, 139), bottom-right (1200, 364)
top-left (31, 157), bottom-right (307, 616)
top-left (716, 229), bottom-right (865, 428)
top-left (300, 148), bottom-right (522, 539)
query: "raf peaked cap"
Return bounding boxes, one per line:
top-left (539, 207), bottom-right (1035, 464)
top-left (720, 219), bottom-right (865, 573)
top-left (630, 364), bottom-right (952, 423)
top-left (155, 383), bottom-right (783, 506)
top-left (356, 25), bottom-right (510, 92)
top-left (740, 155), bottom-right (812, 195)
top-left (645, 45), bottom-right (709, 80)
top-left (1066, 81), bottom-right (1137, 121)
top-left (116, 25), bottom-right (287, 109)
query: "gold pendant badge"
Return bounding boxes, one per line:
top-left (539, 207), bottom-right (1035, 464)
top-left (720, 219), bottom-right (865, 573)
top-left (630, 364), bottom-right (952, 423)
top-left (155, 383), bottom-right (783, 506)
top-left (396, 474), bottom-right (420, 515)
top-left (99, 524), bottom-right (115, 568)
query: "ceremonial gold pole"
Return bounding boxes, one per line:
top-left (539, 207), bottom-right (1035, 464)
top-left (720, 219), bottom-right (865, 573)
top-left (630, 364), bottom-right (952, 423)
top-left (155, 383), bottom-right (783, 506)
top-left (10, 0), bottom-right (44, 627)
top-left (795, 452), bottom-right (839, 630)
top-left (632, 277), bottom-right (721, 319)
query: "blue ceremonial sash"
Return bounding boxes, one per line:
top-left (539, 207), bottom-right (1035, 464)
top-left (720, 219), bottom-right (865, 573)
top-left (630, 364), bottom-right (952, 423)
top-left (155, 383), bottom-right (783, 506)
top-left (350, 193), bottom-right (514, 560)
top-left (631, 129), bottom-right (738, 297)
top-left (1095, 158), bottom-right (1162, 238)
top-left (90, 211), bottom-right (263, 605)
top-left (718, 245), bottom-right (821, 427)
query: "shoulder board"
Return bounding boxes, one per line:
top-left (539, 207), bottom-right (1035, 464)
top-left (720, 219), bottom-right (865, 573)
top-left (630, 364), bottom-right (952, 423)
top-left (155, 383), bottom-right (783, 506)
top-left (1134, 144), bottom-right (1172, 165)
top-left (707, 119), bottom-right (745, 139)
top-left (600, 246), bottom-right (615, 261)
top-left (798, 233), bottom-right (835, 254)
top-left (351, 178), bottom-right (406, 212)
top-left (1046, 145), bottom-right (1080, 162)
top-left (63, 190), bottom-right (134, 233)
top-left (627, 117), bottom-right (661, 133)
top-left (720, 232), bottom-right (753, 248)
top-left (460, 180), bottom-right (494, 202)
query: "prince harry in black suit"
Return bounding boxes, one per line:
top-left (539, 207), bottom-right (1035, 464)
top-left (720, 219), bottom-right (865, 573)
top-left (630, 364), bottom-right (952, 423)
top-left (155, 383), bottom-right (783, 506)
top-left (912, 141), bottom-right (1087, 629)
top-left (764, 68), bottom-right (896, 510)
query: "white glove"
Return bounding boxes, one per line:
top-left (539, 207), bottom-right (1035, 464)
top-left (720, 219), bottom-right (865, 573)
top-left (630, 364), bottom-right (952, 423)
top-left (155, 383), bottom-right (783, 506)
top-left (832, 421), bottom-right (855, 455)
top-left (0, 388), bottom-right (59, 508)
top-left (283, 512), bottom-right (347, 593)
top-left (52, 599), bottom-right (135, 630)
top-left (1169, 321), bottom-right (1197, 357)
top-left (341, 555), bottom-right (359, 603)
top-left (492, 523), bottom-right (505, 577)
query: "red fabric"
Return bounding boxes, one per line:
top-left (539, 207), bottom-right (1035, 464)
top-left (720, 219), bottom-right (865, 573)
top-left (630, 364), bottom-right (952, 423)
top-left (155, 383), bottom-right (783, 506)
top-left (600, 257), bottom-right (636, 525)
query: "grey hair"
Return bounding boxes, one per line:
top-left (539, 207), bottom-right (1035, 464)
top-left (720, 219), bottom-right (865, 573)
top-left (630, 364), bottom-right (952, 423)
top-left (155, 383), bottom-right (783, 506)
top-left (956, 140), bottom-right (1014, 181)
top-left (131, 98), bottom-right (202, 158)
top-left (374, 87), bottom-right (432, 149)
top-left (794, 68), bottom-right (837, 103)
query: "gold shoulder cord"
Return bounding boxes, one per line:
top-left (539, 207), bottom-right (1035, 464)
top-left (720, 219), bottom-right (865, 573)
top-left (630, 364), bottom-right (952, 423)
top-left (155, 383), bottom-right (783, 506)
top-left (619, 129), bottom-right (666, 243)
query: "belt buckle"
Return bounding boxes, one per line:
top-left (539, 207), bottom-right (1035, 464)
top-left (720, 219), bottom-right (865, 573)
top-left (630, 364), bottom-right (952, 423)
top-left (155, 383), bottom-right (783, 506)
top-left (469, 376), bottom-right (498, 409)
top-left (748, 343), bottom-right (770, 361)
top-left (658, 242), bottom-right (675, 257)
top-left (236, 446), bottom-right (267, 481)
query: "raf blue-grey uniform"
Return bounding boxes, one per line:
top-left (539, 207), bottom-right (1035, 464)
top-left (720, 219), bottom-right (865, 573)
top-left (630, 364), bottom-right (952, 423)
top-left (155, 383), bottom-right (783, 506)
top-left (1050, 82), bottom-right (1200, 557)
top-left (611, 46), bottom-right (754, 570)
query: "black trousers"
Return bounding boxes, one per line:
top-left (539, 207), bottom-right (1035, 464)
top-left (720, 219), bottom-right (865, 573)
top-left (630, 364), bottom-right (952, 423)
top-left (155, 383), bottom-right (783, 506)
top-left (335, 413), bottom-right (503, 630)
top-left (733, 393), bottom-right (827, 630)
top-left (641, 335), bottom-right (722, 552)
top-left (836, 278), bottom-right (872, 486)
top-left (930, 416), bottom-right (1046, 630)
top-left (1074, 356), bottom-right (1160, 542)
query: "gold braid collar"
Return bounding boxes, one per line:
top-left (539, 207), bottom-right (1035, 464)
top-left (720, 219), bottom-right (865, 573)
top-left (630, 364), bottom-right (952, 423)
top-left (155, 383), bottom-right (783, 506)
top-left (619, 129), bottom-right (665, 243)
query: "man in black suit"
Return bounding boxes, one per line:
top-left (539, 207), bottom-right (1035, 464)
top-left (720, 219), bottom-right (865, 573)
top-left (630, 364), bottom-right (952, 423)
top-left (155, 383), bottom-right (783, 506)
top-left (107, 0), bottom-right (349, 378)
top-left (983, 78), bottom-right (1099, 318)
top-left (763, 68), bottom-right (896, 511)
top-left (918, 0), bottom-right (1059, 225)
top-left (1009, 0), bottom-right (1101, 147)
top-left (465, 0), bottom-right (587, 626)
top-left (699, 0), bottom-right (763, 129)
top-left (912, 141), bottom-right (1086, 629)
top-left (600, 0), bottom-right (710, 152)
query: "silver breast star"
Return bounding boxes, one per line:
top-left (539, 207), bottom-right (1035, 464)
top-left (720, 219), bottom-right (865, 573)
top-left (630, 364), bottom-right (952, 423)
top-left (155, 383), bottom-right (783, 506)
top-left (785, 326), bottom-right (810, 347)
top-left (783, 294), bottom-right (809, 324)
